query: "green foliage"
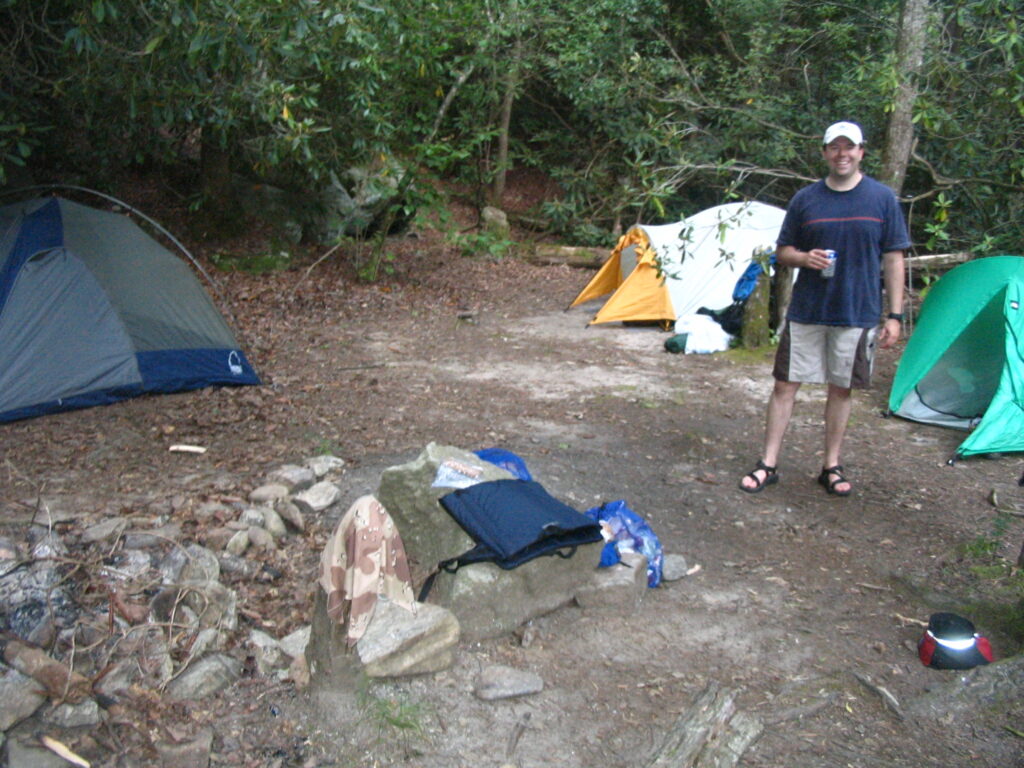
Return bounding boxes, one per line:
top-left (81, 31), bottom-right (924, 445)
top-left (209, 248), bottom-right (292, 274)
top-left (1, 0), bottom-right (1022, 256)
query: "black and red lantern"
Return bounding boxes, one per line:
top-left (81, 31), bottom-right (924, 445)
top-left (918, 612), bottom-right (994, 670)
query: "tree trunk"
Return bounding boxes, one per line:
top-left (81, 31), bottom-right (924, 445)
top-left (879, 0), bottom-right (930, 194)
top-left (199, 128), bottom-right (244, 236)
top-left (491, 43), bottom-right (521, 207)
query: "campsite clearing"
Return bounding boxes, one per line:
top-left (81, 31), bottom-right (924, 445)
top-left (1, 193), bottom-right (1022, 767)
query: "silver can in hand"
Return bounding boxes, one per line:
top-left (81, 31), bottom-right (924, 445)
top-left (821, 249), bottom-right (837, 278)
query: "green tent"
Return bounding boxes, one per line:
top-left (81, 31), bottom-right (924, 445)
top-left (888, 255), bottom-right (1024, 458)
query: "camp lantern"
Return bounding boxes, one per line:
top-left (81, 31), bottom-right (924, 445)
top-left (918, 612), bottom-right (994, 670)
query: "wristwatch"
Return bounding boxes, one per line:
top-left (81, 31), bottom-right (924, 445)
top-left (887, 312), bottom-right (904, 321)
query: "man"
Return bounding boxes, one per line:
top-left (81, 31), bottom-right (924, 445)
top-left (738, 121), bottom-right (910, 496)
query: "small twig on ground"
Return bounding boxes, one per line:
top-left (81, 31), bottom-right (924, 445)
top-left (852, 671), bottom-right (904, 720)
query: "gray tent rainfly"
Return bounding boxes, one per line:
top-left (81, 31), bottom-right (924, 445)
top-left (0, 196), bottom-right (260, 422)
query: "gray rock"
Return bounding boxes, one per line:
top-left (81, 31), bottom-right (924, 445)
top-left (154, 728), bottom-right (213, 768)
top-left (306, 590), bottom-right (457, 688)
top-left (292, 481), bottom-right (341, 514)
top-left (194, 500), bottom-right (233, 521)
top-left (93, 626), bottom-right (174, 696)
top-left (356, 598), bottom-right (460, 678)
top-left (249, 483), bottom-right (290, 506)
top-left (0, 664), bottom-right (46, 730)
top-left (306, 455), bottom-right (346, 478)
top-left (225, 529), bottom-right (249, 556)
top-left (274, 500), bottom-right (305, 533)
top-left (473, 664), bottom-right (544, 701)
top-left (267, 464), bottom-right (316, 492)
top-left (247, 525), bottom-right (276, 551)
top-left (248, 629), bottom-right (285, 674)
top-left (151, 581), bottom-right (237, 632)
top-left (661, 553), bottom-right (690, 581)
top-left (42, 698), bottom-right (102, 728)
top-left (280, 625), bottom-right (311, 659)
top-left (377, 443), bottom-right (603, 640)
top-left (377, 443), bottom-right (512, 582)
top-left (100, 548), bottom-right (154, 582)
top-left (260, 506), bottom-right (288, 539)
top-left (79, 516), bottom-right (129, 544)
top-left (217, 552), bottom-right (256, 579)
top-left (165, 654), bottom-right (243, 701)
top-left (5, 735), bottom-right (70, 768)
top-left (159, 544), bottom-right (220, 585)
top-left (122, 523), bottom-right (183, 549)
top-left (575, 551), bottom-right (648, 610)
top-left (240, 506), bottom-right (266, 527)
top-left (906, 654), bottom-right (1024, 722)
top-left (481, 206), bottom-right (511, 239)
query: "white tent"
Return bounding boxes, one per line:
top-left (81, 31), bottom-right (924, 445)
top-left (570, 201), bottom-right (787, 326)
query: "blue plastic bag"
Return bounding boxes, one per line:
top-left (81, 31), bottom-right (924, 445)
top-left (584, 500), bottom-right (664, 587)
top-left (474, 447), bottom-right (533, 481)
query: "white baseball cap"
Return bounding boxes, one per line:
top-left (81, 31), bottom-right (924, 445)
top-left (823, 121), bottom-right (864, 146)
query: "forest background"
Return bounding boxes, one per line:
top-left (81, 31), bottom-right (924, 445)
top-left (1, 0), bottom-right (1023, 259)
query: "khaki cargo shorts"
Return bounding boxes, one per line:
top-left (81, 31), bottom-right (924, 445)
top-left (772, 320), bottom-right (877, 389)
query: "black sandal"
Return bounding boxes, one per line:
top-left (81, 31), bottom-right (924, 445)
top-left (739, 460), bottom-right (778, 493)
top-left (818, 465), bottom-right (852, 496)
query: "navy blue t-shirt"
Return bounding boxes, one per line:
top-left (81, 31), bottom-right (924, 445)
top-left (777, 175), bottom-right (910, 327)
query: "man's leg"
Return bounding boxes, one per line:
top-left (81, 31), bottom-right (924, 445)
top-left (823, 383), bottom-right (853, 493)
top-left (740, 379), bottom-right (801, 490)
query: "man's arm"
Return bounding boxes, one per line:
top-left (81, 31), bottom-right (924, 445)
top-left (878, 249), bottom-right (905, 348)
top-left (777, 244), bottom-right (831, 271)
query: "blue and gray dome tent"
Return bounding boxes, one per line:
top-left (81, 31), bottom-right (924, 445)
top-left (0, 196), bottom-right (260, 422)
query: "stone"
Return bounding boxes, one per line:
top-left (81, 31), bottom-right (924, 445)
top-left (280, 625), bottom-right (311, 659)
top-left (225, 530), bottom-right (249, 556)
top-left (240, 507), bottom-right (266, 527)
top-left (306, 455), bottom-right (346, 478)
top-left (260, 506), bottom-right (288, 539)
top-left (217, 552), bottom-right (256, 579)
top-left (194, 500), bottom-right (233, 521)
top-left (481, 206), bottom-right (510, 239)
top-left (93, 626), bottom-right (174, 695)
top-left (248, 629), bottom-right (285, 674)
top-left (123, 523), bottom-right (183, 549)
top-left (292, 481), bottom-right (341, 514)
top-left (356, 598), bottom-right (460, 678)
top-left (247, 526), bottom-right (276, 551)
top-left (906, 654), bottom-right (1024, 722)
top-left (80, 517), bottom-right (129, 544)
top-left (165, 654), bottom-right (243, 701)
top-left (274, 500), bottom-right (305, 533)
top-left (159, 544), bottom-right (220, 584)
top-left (574, 551), bottom-right (648, 610)
top-left (306, 591), bottom-right (458, 688)
top-left (0, 664), bottom-right (46, 730)
top-left (5, 735), bottom-right (70, 768)
top-left (266, 464), bottom-right (316, 492)
top-left (473, 664), bottom-right (544, 701)
top-left (151, 581), bottom-right (237, 632)
top-left (376, 443), bottom-right (603, 641)
top-left (662, 553), bottom-right (690, 582)
top-left (249, 484), bottom-right (290, 506)
top-left (155, 728), bottom-right (213, 768)
top-left (100, 548), bottom-right (154, 582)
top-left (43, 698), bottom-right (102, 728)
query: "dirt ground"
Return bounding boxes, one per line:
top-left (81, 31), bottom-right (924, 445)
top-left (2, 185), bottom-right (1024, 767)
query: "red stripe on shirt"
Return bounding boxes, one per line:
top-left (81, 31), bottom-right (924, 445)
top-left (804, 216), bottom-right (883, 225)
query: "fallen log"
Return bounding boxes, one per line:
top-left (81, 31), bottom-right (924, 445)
top-left (643, 682), bottom-right (763, 768)
top-left (526, 244), bottom-right (608, 268)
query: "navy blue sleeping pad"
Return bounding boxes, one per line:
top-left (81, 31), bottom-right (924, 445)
top-left (418, 479), bottom-right (603, 600)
